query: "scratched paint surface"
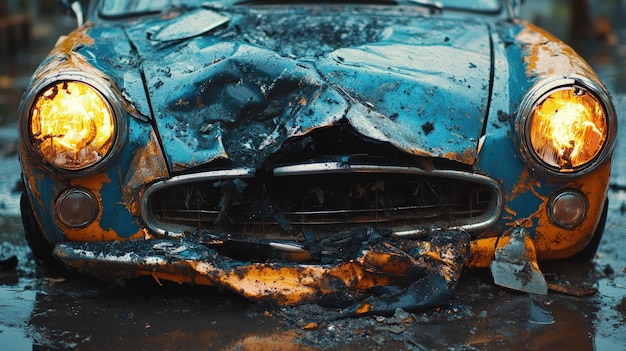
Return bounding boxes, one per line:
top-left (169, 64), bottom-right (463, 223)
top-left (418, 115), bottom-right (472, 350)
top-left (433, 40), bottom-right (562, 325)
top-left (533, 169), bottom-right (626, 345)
top-left (1, 0), bottom-right (626, 349)
top-left (11, 0), bottom-right (617, 310)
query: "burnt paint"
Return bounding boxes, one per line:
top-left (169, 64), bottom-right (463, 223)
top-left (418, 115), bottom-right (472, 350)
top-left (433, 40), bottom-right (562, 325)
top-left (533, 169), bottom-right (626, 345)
top-left (473, 19), bottom-right (611, 262)
top-left (17, 2), bottom-right (615, 303)
top-left (122, 7), bottom-right (491, 170)
top-left (54, 228), bottom-right (470, 312)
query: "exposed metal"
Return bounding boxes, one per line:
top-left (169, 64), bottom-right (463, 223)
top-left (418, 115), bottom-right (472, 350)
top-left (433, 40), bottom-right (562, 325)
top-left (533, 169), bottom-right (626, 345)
top-left (150, 8), bottom-right (229, 42)
top-left (15, 0), bottom-right (617, 311)
top-left (141, 162), bottom-right (502, 241)
top-left (490, 228), bottom-right (548, 295)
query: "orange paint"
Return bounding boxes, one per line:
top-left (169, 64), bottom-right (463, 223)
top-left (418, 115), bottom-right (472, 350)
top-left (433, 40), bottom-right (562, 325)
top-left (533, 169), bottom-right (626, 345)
top-left (355, 303), bottom-right (371, 315)
top-left (515, 21), bottom-right (600, 80)
top-left (52, 239), bottom-right (460, 306)
top-left (60, 173), bottom-right (143, 241)
top-left (122, 130), bottom-right (169, 215)
top-left (534, 162), bottom-right (611, 260)
top-left (470, 161), bottom-right (611, 267)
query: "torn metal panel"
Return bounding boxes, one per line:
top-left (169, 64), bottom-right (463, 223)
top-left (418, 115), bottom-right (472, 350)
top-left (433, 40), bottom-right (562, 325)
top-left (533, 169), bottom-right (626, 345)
top-left (150, 8), bottom-right (229, 42)
top-left (490, 228), bottom-right (547, 295)
top-left (319, 38), bottom-right (491, 164)
top-left (143, 43), bottom-right (349, 171)
top-left (125, 9), bottom-right (492, 170)
top-left (53, 228), bottom-right (470, 313)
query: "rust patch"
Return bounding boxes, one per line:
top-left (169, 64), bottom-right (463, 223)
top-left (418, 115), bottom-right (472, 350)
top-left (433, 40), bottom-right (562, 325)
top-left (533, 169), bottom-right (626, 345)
top-left (69, 172), bottom-right (110, 195)
top-left (534, 161), bottom-right (611, 260)
top-left (503, 169), bottom-right (547, 230)
top-left (442, 147), bottom-right (476, 166)
top-left (508, 169), bottom-right (542, 200)
top-left (55, 228), bottom-right (470, 315)
top-left (515, 21), bottom-right (599, 79)
top-left (474, 162), bottom-right (611, 267)
top-left (65, 173), bottom-right (143, 241)
top-left (33, 24), bottom-right (98, 81)
top-left (50, 23), bottom-right (95, 56)
top-left (122, 130), bottom-right (169, 215)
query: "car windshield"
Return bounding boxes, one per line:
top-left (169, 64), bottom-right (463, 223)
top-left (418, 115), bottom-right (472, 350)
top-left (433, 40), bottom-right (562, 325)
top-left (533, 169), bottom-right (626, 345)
top-left (99, 0), bottom-right (502, 18)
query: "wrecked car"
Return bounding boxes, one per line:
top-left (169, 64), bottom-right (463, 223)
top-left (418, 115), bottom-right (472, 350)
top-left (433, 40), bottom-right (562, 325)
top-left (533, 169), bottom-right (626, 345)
top-left (17, 0), bottom-right (617, 314)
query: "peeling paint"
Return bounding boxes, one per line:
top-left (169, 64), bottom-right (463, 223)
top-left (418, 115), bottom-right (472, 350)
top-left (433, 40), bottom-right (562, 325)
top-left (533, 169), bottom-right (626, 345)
top-left (54, 227), bottom-right (470, 313)
top-left (16, 1), bottom-right (617, 311)
top-left (122, 130), bottom-right (169, 215)
top-left (515, 21), bottom-right (599, 80)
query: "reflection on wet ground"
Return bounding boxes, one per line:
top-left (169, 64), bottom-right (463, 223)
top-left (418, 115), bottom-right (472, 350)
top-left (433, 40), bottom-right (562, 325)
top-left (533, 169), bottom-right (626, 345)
top-left (1, 1), bottom-right (626, 350)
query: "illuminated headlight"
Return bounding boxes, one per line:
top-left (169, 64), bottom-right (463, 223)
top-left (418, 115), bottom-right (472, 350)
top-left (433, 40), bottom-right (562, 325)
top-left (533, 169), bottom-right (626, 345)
top-left (24, 76), bottom-right (121, 172)
top-left (517, 77), bottom-right (616, 175)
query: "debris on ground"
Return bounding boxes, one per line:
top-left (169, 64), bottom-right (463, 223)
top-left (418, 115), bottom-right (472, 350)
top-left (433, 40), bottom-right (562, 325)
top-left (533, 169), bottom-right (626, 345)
top-left (0, 255), bottom-right (17, 270)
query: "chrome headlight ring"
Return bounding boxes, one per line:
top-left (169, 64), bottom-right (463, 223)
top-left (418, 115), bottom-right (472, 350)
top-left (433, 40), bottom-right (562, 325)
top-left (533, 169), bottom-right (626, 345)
top-left (516, 75), bottom-right (617, 176)
top-left (19, 71), bottom-right (126, 176)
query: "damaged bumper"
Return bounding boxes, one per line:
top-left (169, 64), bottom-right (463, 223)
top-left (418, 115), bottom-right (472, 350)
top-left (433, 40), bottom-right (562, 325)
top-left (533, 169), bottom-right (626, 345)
top-left (54, 226), bottom-right (551, 313)
top-left (16, 1), bottom-right (612, 316)
top-left (54, 227), bottom-right (471, 314)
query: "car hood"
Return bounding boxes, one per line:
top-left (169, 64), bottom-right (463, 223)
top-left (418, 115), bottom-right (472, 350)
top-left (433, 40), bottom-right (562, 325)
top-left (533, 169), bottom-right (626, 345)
top-left (125, 7), bottom-right (492, 171)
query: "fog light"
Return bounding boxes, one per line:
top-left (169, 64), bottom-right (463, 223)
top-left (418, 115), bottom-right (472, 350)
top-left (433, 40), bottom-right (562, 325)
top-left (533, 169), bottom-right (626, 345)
top-left (548, 191), bottom-right (587, 229)
top-left (56, 188), bottom-right (98, 228)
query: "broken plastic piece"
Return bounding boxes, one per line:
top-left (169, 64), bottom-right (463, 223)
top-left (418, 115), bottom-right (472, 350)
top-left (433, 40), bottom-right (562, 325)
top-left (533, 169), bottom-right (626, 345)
top-left (490, 228), bottom-right (548, 295)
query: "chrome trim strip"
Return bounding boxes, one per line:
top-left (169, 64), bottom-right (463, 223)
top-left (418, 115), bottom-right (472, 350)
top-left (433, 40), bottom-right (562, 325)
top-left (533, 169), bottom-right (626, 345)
top-left (515, 75), bottom-right (617, 176)
top-left (18, 70), bottom-right (127, 176)
top-left (142, 163), bottom-right (503, 240)
top-left (274, 163), bottom-right (503, 238)
top-left (140, 168), bottom-right (255, 238)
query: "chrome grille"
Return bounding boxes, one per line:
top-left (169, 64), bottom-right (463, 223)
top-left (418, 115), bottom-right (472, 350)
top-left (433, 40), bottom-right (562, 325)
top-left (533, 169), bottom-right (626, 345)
top-left (141, 163), bottom-right (502, 239)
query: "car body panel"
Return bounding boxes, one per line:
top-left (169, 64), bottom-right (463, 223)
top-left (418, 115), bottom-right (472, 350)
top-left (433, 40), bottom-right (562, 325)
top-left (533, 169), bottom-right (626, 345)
top-left (121, 9), bottom-right (492, 171)
top-left (16, 0), bottom-right (616, 312)
top-left (54, 227), bottom-right (470, 315)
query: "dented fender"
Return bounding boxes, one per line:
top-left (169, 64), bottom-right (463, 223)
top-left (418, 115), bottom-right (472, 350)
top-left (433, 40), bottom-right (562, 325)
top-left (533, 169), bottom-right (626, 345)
top-left (16, 1), bottom-right (615, 314)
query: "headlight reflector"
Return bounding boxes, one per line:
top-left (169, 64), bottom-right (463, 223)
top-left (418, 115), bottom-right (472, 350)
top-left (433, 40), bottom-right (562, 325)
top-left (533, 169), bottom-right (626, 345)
top-left (548, 190), bottom-right (587, 229)
top-left (528, 87), bottom-right (606, 170)
top-left (29, 81), bottom-right (115, 171)
top-left (56, 188), bottom-right (98, 228)
top-left (517, 77), bottom-right (616, 175)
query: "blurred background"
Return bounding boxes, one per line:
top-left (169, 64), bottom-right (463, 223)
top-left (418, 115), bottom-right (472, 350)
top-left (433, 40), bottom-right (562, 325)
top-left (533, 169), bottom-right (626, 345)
top-left (0, 0), bottom-right (77, 127)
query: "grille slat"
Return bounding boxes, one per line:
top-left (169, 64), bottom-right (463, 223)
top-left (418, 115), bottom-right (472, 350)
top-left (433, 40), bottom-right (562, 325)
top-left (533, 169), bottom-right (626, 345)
top-left (141, 163), bottom-right (502, 239)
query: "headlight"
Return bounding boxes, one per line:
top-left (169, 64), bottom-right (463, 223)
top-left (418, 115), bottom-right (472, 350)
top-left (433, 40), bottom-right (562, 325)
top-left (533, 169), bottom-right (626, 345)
top-left (24, 77), bottom-right (121, 172)
top-left (517, 76), bottom-right (616, 175)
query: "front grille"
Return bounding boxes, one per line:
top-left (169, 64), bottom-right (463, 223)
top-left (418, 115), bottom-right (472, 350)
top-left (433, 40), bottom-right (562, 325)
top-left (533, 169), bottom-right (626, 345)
top-left (141, 161), bottom-right (502, 239)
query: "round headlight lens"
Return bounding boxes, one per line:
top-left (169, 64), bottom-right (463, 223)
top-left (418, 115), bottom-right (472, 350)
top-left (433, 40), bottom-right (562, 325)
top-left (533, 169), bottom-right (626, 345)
top-left (527, 86), bottom-right (607, 171)
top-left (29, 81), bottom-right (115, 171)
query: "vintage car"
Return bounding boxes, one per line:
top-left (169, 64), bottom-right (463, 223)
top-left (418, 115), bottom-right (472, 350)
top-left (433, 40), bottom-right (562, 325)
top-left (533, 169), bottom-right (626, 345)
top-left (17, 0), bottom-right (616, 314)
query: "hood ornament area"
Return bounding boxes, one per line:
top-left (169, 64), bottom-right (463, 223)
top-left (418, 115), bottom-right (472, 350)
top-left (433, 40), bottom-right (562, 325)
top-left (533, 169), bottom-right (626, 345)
top-left (150, 8), bottom-right (230, 42)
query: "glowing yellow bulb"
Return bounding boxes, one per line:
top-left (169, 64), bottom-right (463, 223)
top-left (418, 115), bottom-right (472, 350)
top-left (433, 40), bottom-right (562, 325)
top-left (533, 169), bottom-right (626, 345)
top-left (30, 81), bottom-right (115, 170)
top-left (528, 88), bottom-right (606, 170)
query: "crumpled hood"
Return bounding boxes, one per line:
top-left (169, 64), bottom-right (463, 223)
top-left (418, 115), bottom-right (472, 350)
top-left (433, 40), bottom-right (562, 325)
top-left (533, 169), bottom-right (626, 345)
top-left (125, 6), bottom-right (492, 171)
